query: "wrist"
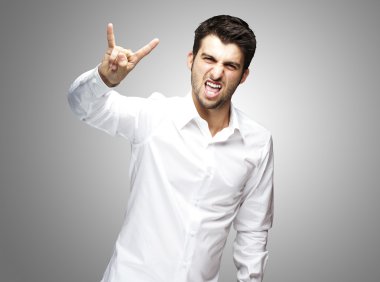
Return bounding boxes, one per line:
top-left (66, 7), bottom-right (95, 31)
top-left (98, 67), bottom-right (119, 88)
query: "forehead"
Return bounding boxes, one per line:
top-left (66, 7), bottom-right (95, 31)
top-left (198, 35), bottom-right (244, 65)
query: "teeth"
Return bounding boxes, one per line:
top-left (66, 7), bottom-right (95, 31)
top-left (206, 81), bottom-right (221, 89)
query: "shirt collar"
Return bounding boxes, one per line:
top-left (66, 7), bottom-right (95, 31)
top-left (220, 102), bottom-right (245, 143)
top-left (174, 92), bottom-right (200, 130)
top-left (174, 92), bottom-right (245, 141)
top-left (229, 102), bottom-right (240, 132)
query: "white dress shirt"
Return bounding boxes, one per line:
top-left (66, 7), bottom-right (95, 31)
top-left (68, 67), bottom-right (274, 282)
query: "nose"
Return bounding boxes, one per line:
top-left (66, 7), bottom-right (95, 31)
top-left (210, 64), bottom-right (224, 81)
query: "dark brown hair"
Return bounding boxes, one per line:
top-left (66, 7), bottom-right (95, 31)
top-left (192, 15), bottom-right (256, 70)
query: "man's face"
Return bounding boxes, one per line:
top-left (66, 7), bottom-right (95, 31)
top-left (188, 35), bottom-right (249, 111)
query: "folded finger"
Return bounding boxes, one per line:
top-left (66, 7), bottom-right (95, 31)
top-left (117, 53), bottom-right (128, 67)
top-left (109, 48), bottom-right (119, 65)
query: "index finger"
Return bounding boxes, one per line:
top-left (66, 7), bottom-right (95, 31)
top-left (107, 23), bottom-right (116, 48)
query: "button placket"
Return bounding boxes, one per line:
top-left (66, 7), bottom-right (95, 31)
top-left (204, 144), bottom-right (215, 178)
top-left (179, 219), bottom-right (199, 275)
top-left (177, 142), bottom-right (216, 278)
top-left (193, 198), bottom-right (200, 207)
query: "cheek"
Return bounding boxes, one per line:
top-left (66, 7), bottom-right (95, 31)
top-left (194, 61), bottom-right (212, 74)
top-left (226, 73), bottom-right (241, 85)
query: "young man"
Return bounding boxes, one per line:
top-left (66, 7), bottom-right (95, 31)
top-left (68, 15), bottom-right (274, 282)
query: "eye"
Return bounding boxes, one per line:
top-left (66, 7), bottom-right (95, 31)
top-left (203, 56), bottom-right (215, 63)
top-left (226, 64), bottom-right (238, 71)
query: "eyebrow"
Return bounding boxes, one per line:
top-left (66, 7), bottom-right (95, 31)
top-left (201, 52), bottom-right (242, 69)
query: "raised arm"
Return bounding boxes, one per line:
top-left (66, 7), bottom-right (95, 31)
top-left (67, 24), bottom-right (160, 139)
top-left (98, 23), bottom-right (159, 87)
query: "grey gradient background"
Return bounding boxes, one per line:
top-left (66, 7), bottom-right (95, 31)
top-left (1, 0), bottom-right (379, 281)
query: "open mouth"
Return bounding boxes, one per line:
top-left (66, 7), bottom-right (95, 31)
top-left (205, 80), bottom-right (222, 98)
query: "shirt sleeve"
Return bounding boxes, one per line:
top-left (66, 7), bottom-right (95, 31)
top-left (67, 66), bottom-right (159, 143)
top-left (232, 136), bottom-right (274, 282)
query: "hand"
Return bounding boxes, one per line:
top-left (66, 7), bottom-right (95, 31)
top-left (98, 23), bottom-right (159, 87)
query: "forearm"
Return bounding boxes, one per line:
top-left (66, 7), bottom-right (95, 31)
top-left (67, 65), bottom-right (159, 140)
top-left (67, 66), bottom-right (129, 137)
top-left (233, 230), bottom-right (269, 282)
top-left (67, 66), bottom-right (111, 120)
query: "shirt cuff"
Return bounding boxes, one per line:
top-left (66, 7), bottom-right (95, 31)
top-left (89, 66), bottom-right (113, 98)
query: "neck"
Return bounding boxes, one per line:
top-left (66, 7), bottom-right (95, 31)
top-left (192, 95), bottom-right (231, 137)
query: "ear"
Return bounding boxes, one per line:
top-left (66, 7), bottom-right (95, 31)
top-left (187, 52), bottom-right (194, 70)
top-left (239, 68), bottom-right (250, 84)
